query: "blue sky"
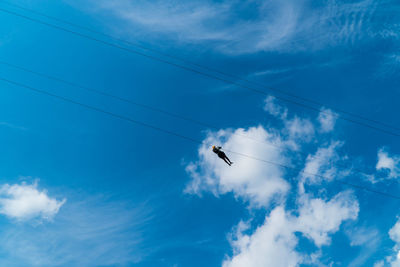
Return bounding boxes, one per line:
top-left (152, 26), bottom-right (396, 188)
top-left (0, 0), bottom-right (400, 266)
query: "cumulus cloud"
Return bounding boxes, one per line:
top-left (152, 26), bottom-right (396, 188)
top-left (300, 141), bottom-right (346, 191)
top-left (186, 123), bottom-right (358, 266)
top-left (223, 191), bottom-right (358, 267)
top-left (185, 126), bottom-right (290, 207)
top-left (223, 207), bottom-right (302, 267)
top-left (376, 148), bottom-right (400, 178)
top-left (318, 108), bottom-right (338, 133)
top-left (186, 93), bottom-right (360, 266)
top-left (0, 182), bottom-right (66, 222)
top-left (296, 192), bottom-right (359, 247)
top-left (75, 0), bottom-right (381, 54)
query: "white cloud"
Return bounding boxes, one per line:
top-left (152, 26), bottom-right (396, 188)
top-left (362, 173), bottom-right (382, 184)
top-left (318, 108), bottom-right (338, 133)
top-left (186, 93), bottom-right (359, 266)
top-left (263, 95), bottom-right (315, 144)
top-left (284, 116), bottom-right (315, 142)
top-left (347, 227), bottom-right (381, 267)
top-left (392, 254), bottom-right (400, 267)
top-left (389, 219), bottom-right (400, 244)
top-left (376, 217), bottom-right (400, 266)
top-left (223, 191), bottom-right (358, 267)
top-left (75, 0), bottom-right (380, 54)
top-left (296, 192), bottom-right (359, 247)
top-left (0, 194), bottom-right (150, 266)
top-left (264, 99), bottom-right (337, 140)
top-left (96, 0), bottom-right (232, 42)
top-left (264, 96), bottom-right (288, 120)
top-left (252, 68), bottom-right (293, 77)
top-left (376, 148), bottom-right (400, 178)
top-left (300, 141), bottom-right (345, 191)
top-left (223, 207), bottom-right (302, 267)
top-left (378, 52), bottom-right (400, 77)
top-left (0, 182), bottom-right (65, 222)
top-left (185, 126), bottom-right (290, 207)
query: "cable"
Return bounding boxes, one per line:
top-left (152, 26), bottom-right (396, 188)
top-left (1, 7), bottom-right (400, 138)
top-left (0, 77), bottom-right (201, 144)
top-left (0, 59), bottom-right (377, 178)
top-left (226, 150), bottom-right (400, 200)
top-left (0, 60), bottom-right (219, 130)
top-left (2, 0), bottom-right (399, 132)
top-left (0, 76), bottom-right (398, 200)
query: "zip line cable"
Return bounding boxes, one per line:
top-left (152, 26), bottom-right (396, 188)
top-left (3, 5), bottom-right (399, 134)
top-left (0, 60), bottom-right (217, 130)
top-left (2, 0), bottom-right (399, 132)
top-left (0, 7), bottom-right (400, 137)
top-left (0, 59), bottom-right (377, 178)
top-left (0, 5), bottom-right (393, 185)
top-left (226, 149), bottom-right (400, 201)
top-left (0, 77), bottom-right (201, 144)
top-left (0, 76), bottom-right (399, 200)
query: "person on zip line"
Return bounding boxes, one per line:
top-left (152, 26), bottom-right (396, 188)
top-left (212, 145), bottom-right (233, 166)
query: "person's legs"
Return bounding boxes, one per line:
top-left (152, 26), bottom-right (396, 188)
top-left (223, 158), bottom-right (231, 166)
top-left (218, 152), bottom-right (231, 166)
top-left (225, 155), bottom-right (233, 164)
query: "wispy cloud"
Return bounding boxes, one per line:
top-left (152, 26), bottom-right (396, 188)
top-left (347, 227), bottom-right (381, 267)
top-left (264, 95), bottom-right (288, 120)
top-left (0, 122), bottom-right (27, 131)
top-left (375, 217), bottom-right (400, 266)
top-left (77, 0), bottom-right (383, 54)
top-left (318, 108), bottom-right (338, 133)
top-left (0, 193), bottom-right (151, 266)
top-left (378, 51), bottom-right (400, 77)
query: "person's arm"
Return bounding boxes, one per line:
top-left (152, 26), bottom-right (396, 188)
top-left (217, 146), bottom-right (222, 149)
